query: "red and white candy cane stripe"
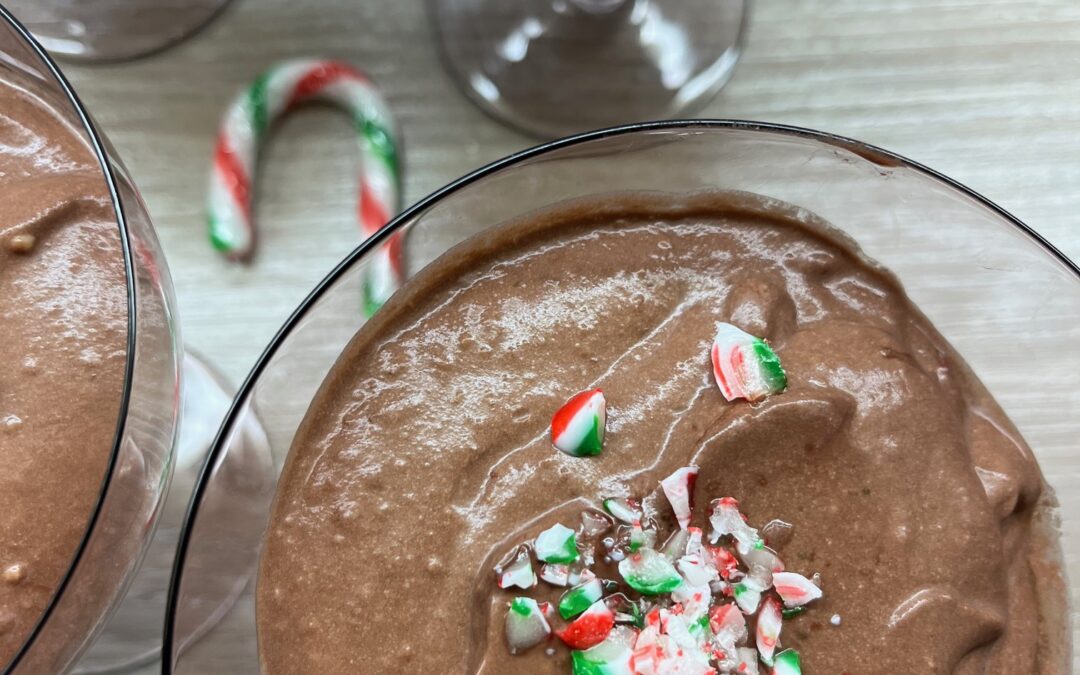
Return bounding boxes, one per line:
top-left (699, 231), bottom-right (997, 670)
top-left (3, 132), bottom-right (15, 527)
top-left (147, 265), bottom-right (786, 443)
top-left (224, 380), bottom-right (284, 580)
top-left (208, 58), bottom-right (403, 316)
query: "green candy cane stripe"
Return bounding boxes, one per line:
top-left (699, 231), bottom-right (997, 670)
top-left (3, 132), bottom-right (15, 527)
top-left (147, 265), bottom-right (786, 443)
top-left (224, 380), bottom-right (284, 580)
top-left (208, 59), bottom-right (402, 316)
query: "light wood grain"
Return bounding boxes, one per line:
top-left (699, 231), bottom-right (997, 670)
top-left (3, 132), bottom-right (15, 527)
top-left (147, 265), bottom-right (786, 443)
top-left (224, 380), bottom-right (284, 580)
top-left (50, 0), bottom-right (1080, 671)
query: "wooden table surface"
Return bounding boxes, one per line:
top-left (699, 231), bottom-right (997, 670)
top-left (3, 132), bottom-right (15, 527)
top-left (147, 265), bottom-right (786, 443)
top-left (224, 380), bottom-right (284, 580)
top-left (51, 0), bottom-right (1080, 671)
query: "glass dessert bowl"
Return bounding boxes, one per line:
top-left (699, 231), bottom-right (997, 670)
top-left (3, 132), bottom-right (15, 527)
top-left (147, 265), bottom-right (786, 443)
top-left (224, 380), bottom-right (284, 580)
top-left (166, 121), bottom-right (1079, 673)
top-left (0, 8), bottom-right (180, 675)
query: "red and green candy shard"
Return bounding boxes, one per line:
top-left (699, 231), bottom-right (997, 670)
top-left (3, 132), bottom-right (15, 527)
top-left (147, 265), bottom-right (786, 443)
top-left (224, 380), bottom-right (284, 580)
top-left (571, 625), bottom-right (635, 675)
top-left (535, 523), bottom-right (580, 564)
top-left (711, 322), bottom-right (787, 402)
top-left (709, 497), bottom-right (763, 555)
top-left (618, 548), bottom-right (683, 596)
top-left (551, 389), bottom-right (607, 457)
top-left (505, 597), bottom-right (551, 654)
top-left (207, 59), bottom-right (402, 317)
top-left (771, 649), bottom-right (802, 675)
top-left (559, 599), bottom-right (616, 650)
top-left (602, 498), bottom-right (642, 525)
top-left (756, 596), bottom-right (783, 666)
top-left (560, 578), bottom-right (604, 619)
top-left (732, 579), bottom-right (763, 615)
top-left (660, 465), bottom-right (698, 530)
top-left (771, 571), bottom-right (822, 608)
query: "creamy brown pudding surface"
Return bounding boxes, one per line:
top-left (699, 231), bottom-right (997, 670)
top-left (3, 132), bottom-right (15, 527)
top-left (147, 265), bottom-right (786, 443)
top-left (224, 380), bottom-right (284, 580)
top-left (0, 68), bottom-right (127, 663)
top-left (258, 194), bottom-right (1064, 674)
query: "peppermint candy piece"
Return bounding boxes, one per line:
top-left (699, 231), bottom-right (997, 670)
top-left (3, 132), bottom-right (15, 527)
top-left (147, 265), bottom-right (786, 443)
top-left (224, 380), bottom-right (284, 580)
top-left (736, 647), bottom-right (761, 675)
top-left (685, 527), bottom-right (705, 558)
top-left (603, 498), bottom-right (642, 525)
top-left (709, 497), bottom-right (763, 555)
top-left (660, 528), bottom-right (690, 562)
top-left (569, 566), bottom-right (597, 587)
top-left (618, 548), bottom-right (683, 596)
top-left (711, 323), bottom-right (787, 402)
top-left (505, 597), bottom-right (551, 654)
top-left (540, 563), bottom-right (570, 587)
top-left (756, 596), bottom-right (783, 666)
top-left (560, 599), bottom-right (616, 650)
top-left (551, 389), bottom-right (606, 457)
top-left (571, 625), bottom-right (636, 675)
top-left (560, 578), bottom-right (604, 619)
top-left (704, 544), bottom-right (740, 580)
top-left (628, 521), bottom-right (647, 553)
top-left (772, 571), bottom-right (823, 608)
top-left (708, 602), bottom-right (747, 643)
top-left (496, 546), bottom-right (536, 590)
top-left (630, 619), bottom-right (661, 675)
top-left (732, 580), bottom-right (762, 615)
top-left (672, 582), bottom-right (713, 622)
top-left (661, 611), bottom-right (714, 667)
top-left (739, 543), bottom-right (786, 575)
top-left (677, 552), bottom-right (718, 588)
top-left (607, 593), bottom-right (645, 628)
top-left (771, 649), bottom-right (802, 675)
top-left (535, 523), bottom-right (580, 564)
top-left (660, 466), bottom-right (699, 530)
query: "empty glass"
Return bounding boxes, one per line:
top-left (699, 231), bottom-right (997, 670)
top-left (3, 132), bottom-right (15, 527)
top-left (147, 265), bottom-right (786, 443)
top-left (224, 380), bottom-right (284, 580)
top-left (3, 0), bottom-right (230, 62)
top-left (432, 0), bottom-right (748, 137)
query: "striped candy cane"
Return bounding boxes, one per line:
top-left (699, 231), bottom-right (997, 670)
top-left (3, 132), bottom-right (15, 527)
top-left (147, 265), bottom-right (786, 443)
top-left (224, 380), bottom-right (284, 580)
top-left (208, 58), bottom-right (402, 316)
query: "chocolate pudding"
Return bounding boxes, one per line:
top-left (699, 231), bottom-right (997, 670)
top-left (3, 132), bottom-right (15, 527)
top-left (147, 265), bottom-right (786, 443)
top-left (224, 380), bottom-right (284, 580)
top-left (0, 66), bottom-right (128, 663)
top-left (257, 194), bottom-right (1065, 673)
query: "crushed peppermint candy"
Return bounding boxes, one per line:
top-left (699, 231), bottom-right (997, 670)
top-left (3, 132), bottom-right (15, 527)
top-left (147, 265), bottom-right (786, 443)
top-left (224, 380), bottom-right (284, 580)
top-left (505, 597), bottom-right (552, 654)
top-left (571, 624), bottom-right (635, 674)
top-left (772, 648), bottom-right (803, 675)
top-left (496, 545), bottom-right (537, 590)
top-left (711, 322), bottom-right (787, 402)
top-left (495, 473), bottom-right (824, 673)
top-left (619, 548), bottom-right (683, 596)
top-left (536, 523), bottom-right (581, 564)
top-left (551, 388), bottom-right (607, 457)
top-left (709, 497), bottom-right (763, 555)
top-left (756, 596), bottom-right (783, 665)
top-left (772, 571), bottom-right (823, 608)
top-left (603, 498), bottom-right (642, 525)
top-left (561, 578), bottom-right (605, 619)
top-left (541, 563), bottom-right (571, 587)
top-left (559, 599), bottom-right (615, 650)
top-left (660, 465), bottom-right (698, 531)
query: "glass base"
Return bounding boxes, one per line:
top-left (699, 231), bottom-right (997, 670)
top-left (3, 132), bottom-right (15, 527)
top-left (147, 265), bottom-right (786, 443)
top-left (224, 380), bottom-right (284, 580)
top-left (4, 0), bottom-right (231, 62)
top-left (73, 351), bottom-right (270, 673)
top-left (432, 0), bottom-right (748, 138)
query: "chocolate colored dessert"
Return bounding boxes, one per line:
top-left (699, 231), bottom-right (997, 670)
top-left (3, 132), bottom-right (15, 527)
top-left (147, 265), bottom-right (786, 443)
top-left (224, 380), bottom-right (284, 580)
top-left (0, 67), bottom-right (127, 663)
top-left (257, 194), bottom-right (1064, 673)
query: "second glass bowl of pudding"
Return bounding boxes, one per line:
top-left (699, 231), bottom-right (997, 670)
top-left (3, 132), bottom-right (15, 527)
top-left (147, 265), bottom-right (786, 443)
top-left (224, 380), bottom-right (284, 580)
top-left (166, 122), bottom-right (1079, 673)
top-left (0, 7), bottom-right (180, 675)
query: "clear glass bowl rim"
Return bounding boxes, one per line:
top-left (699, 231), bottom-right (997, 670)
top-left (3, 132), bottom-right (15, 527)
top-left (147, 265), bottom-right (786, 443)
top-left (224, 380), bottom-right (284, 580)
top-left (0, 6), bottom-right (143, 673)
top-left (162, 117), bottom-right (1080, 669)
